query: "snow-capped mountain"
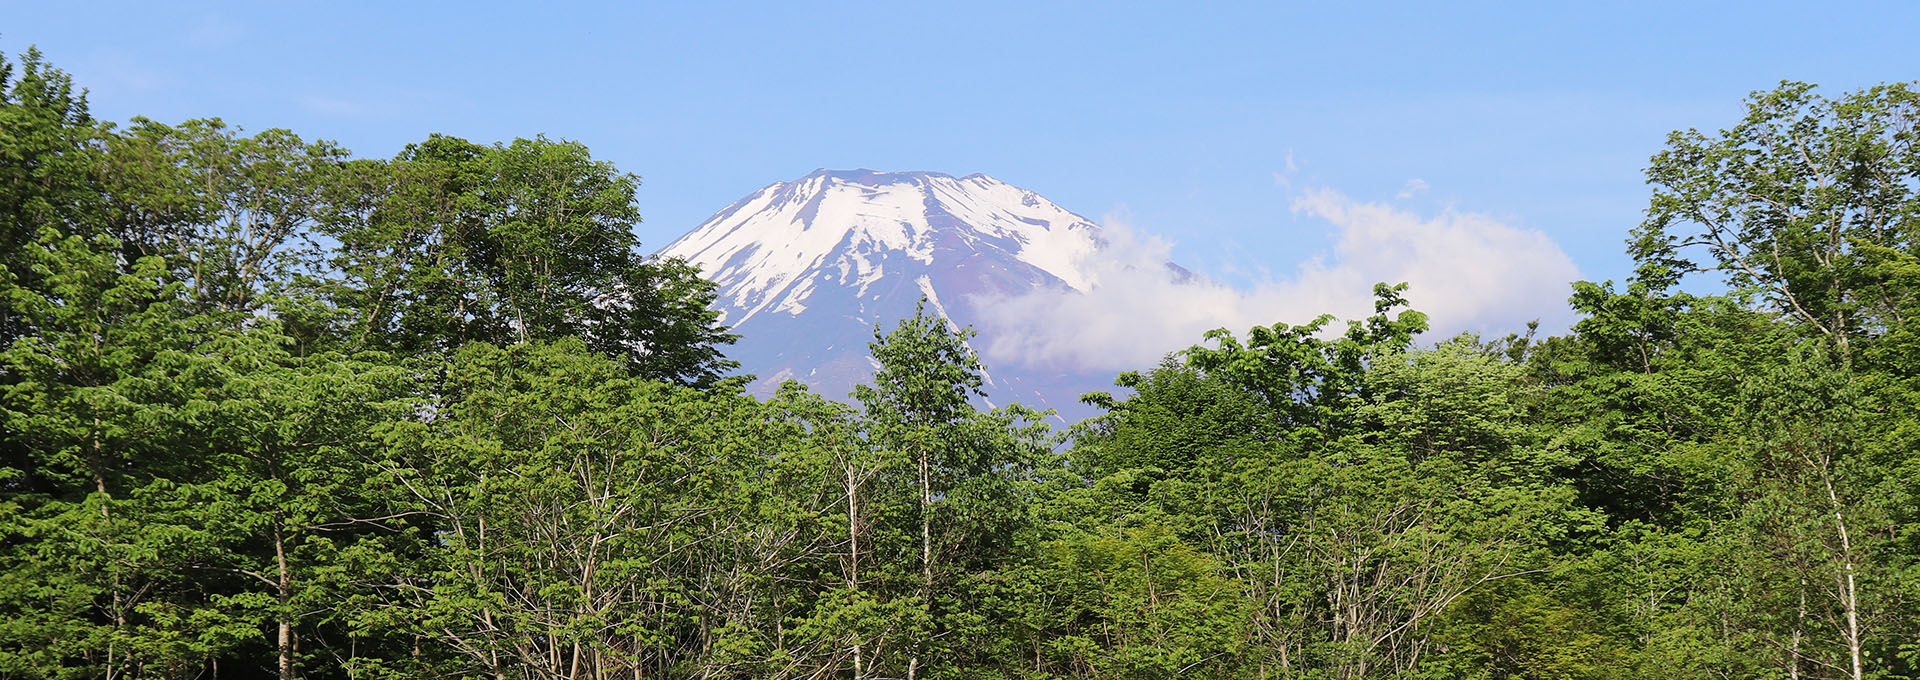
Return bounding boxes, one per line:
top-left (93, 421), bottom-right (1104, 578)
top-left (659, 168), bottom-right (1124, 421)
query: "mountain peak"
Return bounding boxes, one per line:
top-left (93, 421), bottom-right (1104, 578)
top-left (661, 170), bottom-right (1104, 326)
top-left (658, 170), bottom-right (1115, 417)
top-left (801, 168), bottom-right (960, 184)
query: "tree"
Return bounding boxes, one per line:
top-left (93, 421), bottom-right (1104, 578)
top-left (852, 302), bottom-right (1050, 680)
top-left (363, 340), bottom-right (826, 680)
top-left (320, 135), bottom-right (737, 385)
top-left (1077, 288), bottom-right (1570, 679)
top-left (99, 118), bottom-right (348, 317)
top-left (1638, 81), bottom-right (1920, 361)
top-left (766, 382), bottom-right (900, 680)
top-left (1185, 282), bottom-right (1428, 442)
top-left (171, 334), bottom-right (414, 680)
top-left (1724, 348), bottom-right (1909, 680)
top-left (0, 229), bottom-right (213, 677)
top-left (0, 47), bottom-right (105, 344)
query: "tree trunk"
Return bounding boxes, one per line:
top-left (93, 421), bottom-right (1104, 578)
top-left (846, 463), bottom-right (866, 680)
top-left (91, 426), bottom-right (128, 680)
top-left (1789, 579), bottom-right (1805, 680)
top-left (275, 520), bottom-right (296, 680)
top-left (912, 445), bottom-right (932, 680)
top-left (1820, 459), bottom-right (1864, 680)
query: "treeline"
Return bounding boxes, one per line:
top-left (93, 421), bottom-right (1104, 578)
top-left (1, 46), bottom-right (1917, 679)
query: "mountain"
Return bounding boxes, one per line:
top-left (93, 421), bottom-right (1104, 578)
top-left (658, 168), bottom-right (1127, 421)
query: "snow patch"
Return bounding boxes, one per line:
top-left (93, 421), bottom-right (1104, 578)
top-left (914, 275), bottom-right (959, 333)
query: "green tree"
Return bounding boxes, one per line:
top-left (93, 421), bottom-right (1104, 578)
top-left (364, 340), bottom-right (831, 679)
top-left (99, 118), bottom-right (347, 317)
top-left (769, 382), bottom-right (909, 680)
top-left (319, 135), bottom-right (737, 385)
top-left (1638, 81), bottom-right (1920, 361)
top-left (852, 302), bottom-right (1051, 680)
top-left (1185, 282), bottom-right (1428, 442)
top-left (170, 335), bottom-right (414, 680)
top-left (0, 229), bottom-right (212, 677)
top-left (0, 47), bottom-right (105, 342)
top-left (1076, 289), bottom-right (1578, 679)
top-left (1724, 348), bottom-right (1909, 680)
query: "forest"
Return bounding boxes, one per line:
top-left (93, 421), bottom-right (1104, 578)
top-left (1, 46), bottom-right (1917, 680)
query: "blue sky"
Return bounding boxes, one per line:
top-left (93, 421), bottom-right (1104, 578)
top-left (6, 2), bottom-right (1918, 334)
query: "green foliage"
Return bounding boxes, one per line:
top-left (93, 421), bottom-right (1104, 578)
top-left (0, 47), bottom-right (102, 272)
top-left (1638, 80), bottom-right (1920, 361)
top-left (1186, 282), bottom-right (1428, 441)
top-left (99, 117), bottom-right (348, 315)
top-left (365, 340), bottom-right (772, 677)
top-left (3, 47), bottom-right (1919, 680)
top-left (318, 134), bottom-right (738, 385)
top-left (1025, 523), bottom-right (1245, 679)
top-left (848, 301), bottom-right (1054, 679)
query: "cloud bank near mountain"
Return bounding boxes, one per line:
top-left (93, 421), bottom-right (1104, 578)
top-left (970, 188), bottom-right (1581, 373)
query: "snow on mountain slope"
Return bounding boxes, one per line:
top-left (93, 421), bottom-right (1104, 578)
top-left (658, 169), bottom-right (1120, 420)
top-left (665, 169), bottom-right (1102, 324)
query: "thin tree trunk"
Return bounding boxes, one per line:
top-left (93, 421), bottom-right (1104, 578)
top-left (92, 425), bottom-right (126, 680)
top-left (912, 445), bottom-right (932, 680)
top-left (1789, 579), bottom-right (1805, 680)
top-left (1819, 459), bottom-right (1864, 680)
top-left (275, 520), bottom-right (296, 680)
top-left (847, 463), bottom-right (865, 680)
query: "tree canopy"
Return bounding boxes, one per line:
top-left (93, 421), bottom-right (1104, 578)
top-left (2, 48), bottom-right (1918, 680)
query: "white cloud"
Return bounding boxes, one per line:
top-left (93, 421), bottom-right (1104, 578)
top-left (1396, 177), bottom-right (1429, 199)
top-left (967, 188), bottom-right (1580, 373)
top-left (1273, 150), bottom-right (1300, 189)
